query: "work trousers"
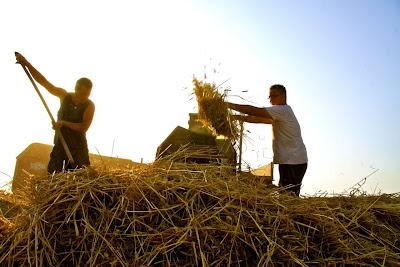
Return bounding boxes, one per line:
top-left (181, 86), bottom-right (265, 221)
top-left (47, 142), bottom-right (90, 174)
top-left (278, 163), bottom-right (308, 197)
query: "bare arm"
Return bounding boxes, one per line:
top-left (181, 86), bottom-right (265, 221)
top-left (232, 114), bottom-right (273, 124)
top-left (227, 102), bottom-right (272, 120)
top-left (15, 52), bottom-right (67, 99)
top-left (56, 102), bottom-right (95, 133)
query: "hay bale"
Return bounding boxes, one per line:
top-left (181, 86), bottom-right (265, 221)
top-left (0, 165), bottom-right (399, 266)
top-left (193, 77), bottom-right (239, 139)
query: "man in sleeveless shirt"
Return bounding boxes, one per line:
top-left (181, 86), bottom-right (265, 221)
top-left (15, 52), bottom-right (95, 174)
top-left (227, 84), bottom-right (307, 196)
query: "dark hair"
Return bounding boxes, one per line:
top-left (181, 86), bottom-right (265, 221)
top-left (270, 84), bottom-right (286, 95)
top-left (76, 77), bottom-right (93, 89)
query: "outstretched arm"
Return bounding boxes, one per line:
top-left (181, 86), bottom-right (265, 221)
top-left (231, 114), bottom-right (273, 124)
top-left (227, 102), bottom-right (272, 119)
top-left (54, 102), bottom-right (95, 133)
top-left (15, 52), bottom-right (67, 100)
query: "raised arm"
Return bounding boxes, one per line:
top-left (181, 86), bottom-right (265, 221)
top-left (231, 114), bottom-right (273, 124)
top-left (15, 52), bottom-right (67, 100)
top-left (55, 102), bottom-right (95, 133)
top-left (227, 102), bottom-right (272, 119)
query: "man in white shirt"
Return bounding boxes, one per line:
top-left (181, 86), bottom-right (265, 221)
top-left (227, 84), bottom-right (307, 196)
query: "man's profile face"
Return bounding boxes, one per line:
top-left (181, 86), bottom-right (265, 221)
top-left (75, 84), bottom-right (91, 101)
top-left (268, 88), bottom-right (284, 105)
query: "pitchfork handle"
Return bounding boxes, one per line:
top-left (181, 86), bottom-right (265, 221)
top-left (17, 62), bottom-right (75, 164)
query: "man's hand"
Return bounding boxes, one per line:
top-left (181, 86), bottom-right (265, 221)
top-left (15, 52), bottom-right (29, 66)
top-left (52, 120), bottom-right (64, 130)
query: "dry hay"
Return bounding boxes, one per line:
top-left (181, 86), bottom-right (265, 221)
top-left (0, 215), bottom-right (11, 238)
top-left (193, 77), bottom-right (239, 139)
top-left (0, 190), bottom-right (26, 219)
top-left (0, 191), bottom-right (22, 239)
top-left (0, 164), bottom-right (399, 266)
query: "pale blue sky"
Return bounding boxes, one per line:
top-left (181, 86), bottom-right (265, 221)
top-left (194, 0), bottom-right (400, 194)
top-left (0, 0), bottom-right (399, 195)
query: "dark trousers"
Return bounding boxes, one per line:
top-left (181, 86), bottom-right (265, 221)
top-left (278, 163), bottom-right (308, 196)
top-left (47, 142), bottom-right (90, 174)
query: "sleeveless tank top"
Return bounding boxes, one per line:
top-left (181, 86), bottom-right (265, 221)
top-left (55, 93), bottom-right (91, 148)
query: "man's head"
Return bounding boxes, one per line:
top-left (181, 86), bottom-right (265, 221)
top-left (269, 84), bottom-right (286, 105)
top-left (75, 77), bottom-right (92, 101)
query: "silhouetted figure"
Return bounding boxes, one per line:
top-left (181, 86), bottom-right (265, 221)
top-left (228, 84), bottom-right (307, 196)
top-left (15, 52), bottom-right (95, 173)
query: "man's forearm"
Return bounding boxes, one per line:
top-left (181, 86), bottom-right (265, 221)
top-left (16, 53), bottom-right (66, 98)
top-left (61, 121), bottom-right (88, 134)
top-left (227, 102), bottom-right (271, 118)
top-left (233, 115), bottom-right (272, 124)
top-left (243, 115), bottom-right (272, 124)
top-left (24, 62), bottom-right (51, 89)
top-left (227, 103), bottom-right (256, 115)
top-left (26, 63), bottom-right (67, 98)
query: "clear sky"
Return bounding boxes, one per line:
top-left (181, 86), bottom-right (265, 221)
top-left (0, 0), bottom-right (399, 195)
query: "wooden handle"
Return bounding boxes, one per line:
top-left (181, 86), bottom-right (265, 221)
top-left (238, 120), bottom-right (244, 173)
top-left (18, 63), bottom-right (75, 164)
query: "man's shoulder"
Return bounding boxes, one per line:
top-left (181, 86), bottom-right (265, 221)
top-left (265, 105), bottom-right (295, 121)
top-left (60, 92), bottom-right (73, 103)
top-left (266, 104), bottom-right (292, 112)
top-left (87, 99), bottom-right (95, 108)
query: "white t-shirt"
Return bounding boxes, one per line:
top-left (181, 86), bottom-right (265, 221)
top-left (265, 105), bottom-right (308, 164)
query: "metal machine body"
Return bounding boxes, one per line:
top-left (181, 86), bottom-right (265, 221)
top-left (156, 113), bottom-right (237, 164)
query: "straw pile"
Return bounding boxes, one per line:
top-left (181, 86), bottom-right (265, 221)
top-left (0, 164), bottom-right (399, 266)
top-left (0, 215), bottom-right (10, 238)
top-left (193, 77), bottom-right (239, 139)
top-left (0, 191), bottom-right (25, 218)
top-left (0, 191), bottom-right (22, 239)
